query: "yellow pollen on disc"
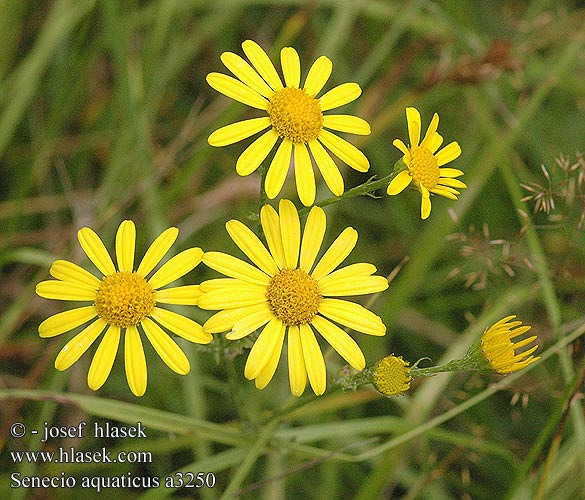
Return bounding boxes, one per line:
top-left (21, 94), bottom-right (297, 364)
top-left (408, 146), bottom-right (440, 189)
top-left (267, 87), bottom-right (323, 143)
top-left (372, 356), bottom-right (412, 396)
top-left (266, 268), bottom-right (322, 325)
top-left (94, 271), bottom-right (155, 327)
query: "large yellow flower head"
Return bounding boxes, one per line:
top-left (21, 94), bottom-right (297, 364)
top-left (36, 220), bottom-right (212, 396)
top-left (206, 39), bottom-right (371, 206)
top-left (481, 315), bottom-right (539, 374)
top-left (198, 199), bottom-right (388, 396)
top-left (387, 107), bottom-right (466, 219)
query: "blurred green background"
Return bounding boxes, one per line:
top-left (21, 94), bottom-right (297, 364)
top-left (1, 0), bottom-right (585, 499)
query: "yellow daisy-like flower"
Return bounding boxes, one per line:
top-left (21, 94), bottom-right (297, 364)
top-left (198, 199), bottom-right (388, 396)
top-left (387, 107), bottom-right (466, 219)
top-left (481, 315), bottom-right (539, 374)
top-left (206, 39), bottom-right (371, 206)
top-left (372, 355), bottom-right (412, 396)
top-left (36, 220), bottom-right (212, 396)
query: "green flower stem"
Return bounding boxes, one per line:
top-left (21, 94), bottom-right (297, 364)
top-left (256, 163), bottom-right (269, 238)
top-left (258, 163), bottom-right (269, 210)
top-left (299, 159), bottom-right (405, 215)
top-left (410, 344), bottom-right (491, 377)
top-left (409, 357), bottom-right (486, 377)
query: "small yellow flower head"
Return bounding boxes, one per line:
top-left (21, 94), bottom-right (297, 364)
top-left (372, 355), bottom-right (412, 396)
top-left (206, 40), bottom-right (371, 206)
top-left (481, 315), bottom-right (540, 374)
top-left (387, 107), bottom-right (466, 219)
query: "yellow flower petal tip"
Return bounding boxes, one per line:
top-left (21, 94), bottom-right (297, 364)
top-left (481, 315), bottom-right (540, 374)
top-left (207, 40), bottom-right (371, 203)
top-left (372, 355), bottom-right (412, 396)
top-left (199, 199), bottom-right (388, 396)
top-left (388, 107), bottom-right (465, 219)
top-left (36, 220), bottom-right (209, 396)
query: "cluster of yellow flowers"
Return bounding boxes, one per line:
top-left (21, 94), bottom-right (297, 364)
top-left (35, 40), bottom-right (539, 397)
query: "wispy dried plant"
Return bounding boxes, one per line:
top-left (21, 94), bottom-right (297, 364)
top-left (447, 220), bottom-right (532, 290)
top-left (521, 152), bottom-right (585, 229)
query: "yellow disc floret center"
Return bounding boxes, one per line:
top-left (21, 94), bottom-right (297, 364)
top-left (266, 268), bottom-right (321, 325)
top-left (408, 146), bottom-right (440, 189)
top-left (267, 87), bottom-right (323, 143)
top-left (94, 272), bottom-right (155, 327)
top-left (372, 356), bottom-right (412, 396)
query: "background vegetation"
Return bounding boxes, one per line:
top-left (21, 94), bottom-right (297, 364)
top-left (1, 0), bottom-right (585, 499)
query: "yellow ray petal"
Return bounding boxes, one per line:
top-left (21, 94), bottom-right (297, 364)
top-left (154, 285), bottom-right (202, 305)
top-left (426, 132), bottom-right (443, 154)
top-left (299, 323), bottom-right (326, 395)
top-left (87, 325), bottom-right (120, 391)
top-left (226, 219), bottom-right (278, 276)
top-left (148, 247), bottom-right (203, 290)
top-left (197, 288), bottom-right (268, 310)
top-left (124, 325), bottom-right (147, 397)
top-left (254, 329), bottom-right (284, 390)
top-left (280, 46), bottom-right (300, 88)
top-left (299, 205), bottom-right (326, 273)
top-left (420, 184), bottom-right (431, 220)
top-left (308, 139), bottom-right (344, 197)
top-left (420, 112), bottom-right (439, 150)
top-left (260, 204), bottom-right (286, 269)
top-left (319, 82), bottom-right (361, 112)
top-left (54, 318), bottom-right (107, 371)
top-left (150, 307), bottom-right (211, 344)
top-left (36, 280), bottom-right (97, 301)
top-left (49, 260), bottom-right (100, 288)
top-left (311, 315), bottom-right (365, 370)
top-left (294, 142), bottom-right (316, 207)
top-left (241, 39), bottom-right (284, 90)
top-left (78, 227), bottom-right (115, 276)
top-left (244, 318), bottom-right (285, 379)
top-left (265, 139), bottom-right (292, 199)
top-left (141, 317), bottom-right (190, 374)
top-left (203, 303), bottom-right (271, 334)
top-left (279, 199), bottom-right (301, 269)
top-left (386, 170), bottom-right (412, 195)
top-left (115, 220), bottom-right (135, 273)
top-left (136, 227), bottom-right (178, 278)
top-left (206, 72), bottom-right (269, 110)
top-left (208, 117), bottom-right (271, 147)
top-left (437, 177), bottom-right (467, 189)
top-left (287, 325), bottom-right (307, 397)
top-left (229, 306), bottom-right (274, 340)
top-left (429, 187), bottom-right (458, 200)
top-left (311, 227), bottom-right (357, 281)
top-left (318, 129), bottom-right (369, 172)
top-left (405, 107), bottom-right (421, 147)
top-left (322, 115), bottom-right (371, 135)
top-left (317, 263), bottom-right (376, 286)
top-left (319, 275), bottom-right (388, 296)
top-left (39, 305), bottom-right (97, 338)
top-left (202, 251), bottom-right (271, 285)
top-left (200, 278), bottom-right (266, 293)
top-left (436, 141), bottom-right (462, 166)
top-left (392, 139), bottom-right (411, 162)
top-left (303, 55), bottom-right (332, 97)
top-left (439, 167), bottom-right (464, 178)
top-left (318, 298), bottom-right (386, 336)
top-left (220, 51), bottom-right (274, 98)
top-left (236, 129), bottom-right (279, 176)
